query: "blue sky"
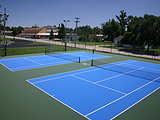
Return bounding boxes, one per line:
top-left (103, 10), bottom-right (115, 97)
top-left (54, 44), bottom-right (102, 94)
top-left (1, 0), bottom-right (160, 28)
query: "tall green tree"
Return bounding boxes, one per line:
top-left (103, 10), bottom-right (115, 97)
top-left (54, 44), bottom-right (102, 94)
top-left (12, 29), bottom-right (18, 36)
top-left (92, 27), bottom-right (101, 34)
top-left (102, 19), bottom-right (120, 41)
top-left (122, 15), bottom-right (160, 52)
top-left (116, 10), bottom-right (131, 35)
top-left (122, 16), bottom-right (143, 46)
top-left (77, 25), bottom-right (93, 36)
top-left (0, 24), bottom-right (3, 37)
top-left (140, 15), bottom-right (160, 51)
top-left (57, 23), bottom-right (65, 40)
top-left (11, 26), bottom-right (24, 36)
top-left (49, 29), bottom-right (54, 40)
top-left (0, 7), bottom-right (3, 36)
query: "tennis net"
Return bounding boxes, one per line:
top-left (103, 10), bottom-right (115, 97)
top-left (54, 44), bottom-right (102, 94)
top-left (91, 60), bottom-right (160, 82)
top-left (45, 51), bottom-right (80, 63)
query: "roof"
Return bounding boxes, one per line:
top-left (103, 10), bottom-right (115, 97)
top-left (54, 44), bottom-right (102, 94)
top-left (36, 33), bottom-right (58, 36)
top-left (114, 35), bottom-right (124, 42)
top-left (66, 33), bottom-right (77, 36)
top-left (20, 27), bottom-right (59, 36)
top-left (22, 28), bottom-right (43, 34)
top-left (36, 33), bottom-right (50, 35)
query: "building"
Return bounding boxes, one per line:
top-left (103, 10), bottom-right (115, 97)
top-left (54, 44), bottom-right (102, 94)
top-left (113, 35), bottom-right (124, 46)
top-left (1, 31), bottom-right (13, 36)
top-left (66, 33), bottom-right (78, 41)
top-left (88, 34), bottom-right (103, 42)
top-left (88, 34), bottom-right (103, 39)
top-left (20, 27), bottom-right (58, 39)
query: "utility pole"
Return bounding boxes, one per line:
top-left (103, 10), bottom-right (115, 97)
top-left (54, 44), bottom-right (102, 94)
top-left (74, 17), bottom-right (80, 48)
top-left (63, 19), bottom-right (70, 51)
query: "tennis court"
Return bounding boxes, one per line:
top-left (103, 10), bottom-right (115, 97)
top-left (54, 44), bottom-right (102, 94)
top-left (27, 60), bottom-right (160, 120)
top-left (0, 52), bottom-right (110, 71)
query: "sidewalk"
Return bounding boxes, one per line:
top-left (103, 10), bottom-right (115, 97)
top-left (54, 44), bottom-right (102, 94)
top-left (6, 36), bottom-right (160, 60)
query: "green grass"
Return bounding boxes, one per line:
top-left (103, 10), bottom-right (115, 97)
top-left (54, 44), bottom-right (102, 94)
top-left (102, 45), bottom-right (160, 52)
top-left (70, 41), bottom-right (112, 46)
top-left (0, 42), bottom-right (82, 56)
top-left (150, 48), bottom-right (160, 52)
top-left (0, 40), bottom-right (15, 44)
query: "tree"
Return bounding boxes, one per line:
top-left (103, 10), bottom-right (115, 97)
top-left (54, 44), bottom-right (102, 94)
top-left (31, 25), bottom-right (39, 28)
top-left (0, 6), bottom-right (3, 36)
top-left (116, 10), bottom-right (131, 35)
top-left (77, 25), bottom-right (93, 36)
top-left (11, 26), bottom-right (24, 36)
top-left (5, 26), bottom-right (11, 31)
top-left (57, 23), bottom-right (65, 40)
top-left (122, 16), bottom-right (144, 46)
top-left (17, 26), bottom-right (24, 34)
top-left (102, 19), bottom-right (121, 41)
top-left (49, 29), bottom-right (54, 40)
top-left (92, 27), bottom-right (101, 34)
top-left (66, 28), bottom-right (73, 33)
top-left (140, 15), bottom-right (160, 52)
top-left (122, 15), bottom-right (160, 52)
top-left (0, 24), bottom-right (3, 36)
top-left (12, 29), bottom-right (18, 36)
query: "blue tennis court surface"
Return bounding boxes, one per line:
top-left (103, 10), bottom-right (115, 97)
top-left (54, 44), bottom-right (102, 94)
top-left (27, 60), bottom-right (160, 120)
top-left (0, 52), bottom-right (110, 71)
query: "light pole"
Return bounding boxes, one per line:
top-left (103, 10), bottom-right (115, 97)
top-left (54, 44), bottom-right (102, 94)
top-left (1, 7), bottom-right (9, 56)
top-left (63, 19), bottom-right (69, 51)
top-left (74, 17), bottom-right (80, 48)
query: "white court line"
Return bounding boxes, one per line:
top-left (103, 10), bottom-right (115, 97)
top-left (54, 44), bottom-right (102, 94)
top-left (71, 75), bottom-right (127, 95)
top-left (78, 54), bottom-right (93, 59)
top-left (1, 52), bottom-right (81, 71)
top-left (26, 59), bottom-right (159, 119)
top-left (0, 62), bottom-right (13, 71)
top-left (71, 60), bottom-right (136, 76)
top-left (43, 60), bottom-right (70, 65)
top-left (11, 58), bottom-right (70, 71)
top-left (95, 67), bottom-right (144, 84)
top-left (33, 75), bottom-right (71, 84)
top-left (95, 74), bottom-right (125, 84)
top-left (24, 58), bottom-right (43, 65)
top-left (13, 61), bottom-right (72, 72)
top-left (12, 64), bottom-right (43, 69)
top-left (35, 57), bottom-right (59, 62)
top-left (26, 80), bottom-right (91, 120)
top-left (111, 87), bottom-right (160, 120)
top-left (85, 76), bottom-right (160, 117)
top-left (124, 62), bottom-right (160, 72)
top-left (29, 60), bottom-right (136, 84)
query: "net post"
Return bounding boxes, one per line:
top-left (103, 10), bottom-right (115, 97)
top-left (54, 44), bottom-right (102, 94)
top-left (78, 57), bottom-right (80, 63)
top-left (45, 50), bottom-right (47, 55)
top-left (92, 49), bottom-right (95, 54)
top-left (91, 59), bottom-right (94, 66)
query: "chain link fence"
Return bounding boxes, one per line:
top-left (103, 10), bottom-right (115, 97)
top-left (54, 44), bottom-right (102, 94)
top-left (1, 37), bottom-right (159, 60)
